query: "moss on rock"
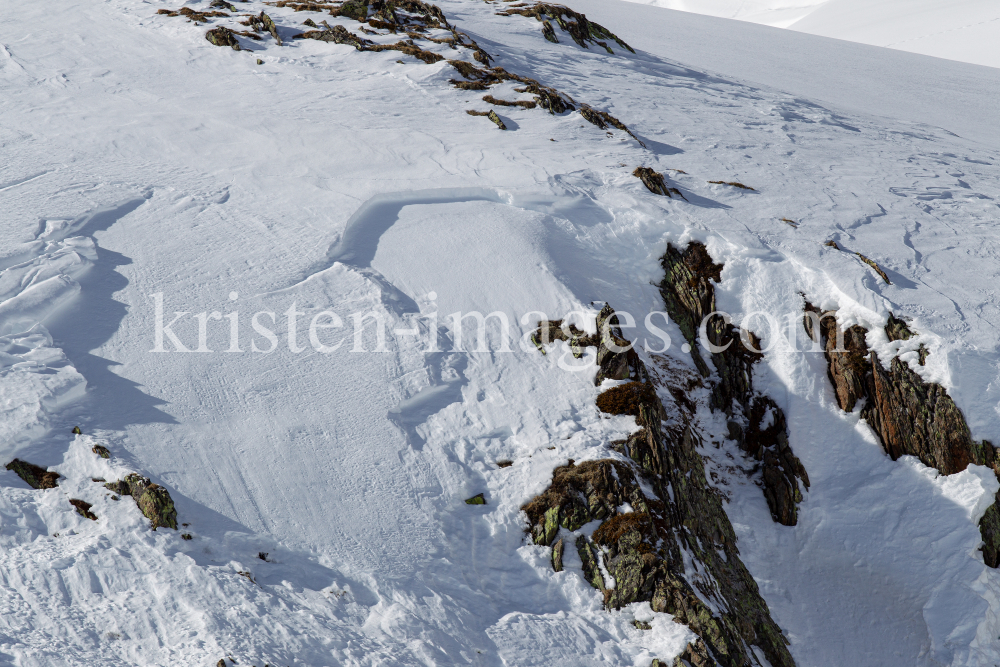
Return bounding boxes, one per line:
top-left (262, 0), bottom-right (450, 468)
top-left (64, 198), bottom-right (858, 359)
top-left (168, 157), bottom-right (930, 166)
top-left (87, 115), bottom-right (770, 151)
top-left (105, 474), bottom-right (177, 530)
top-left (5, 459), bottom-right (60, 489)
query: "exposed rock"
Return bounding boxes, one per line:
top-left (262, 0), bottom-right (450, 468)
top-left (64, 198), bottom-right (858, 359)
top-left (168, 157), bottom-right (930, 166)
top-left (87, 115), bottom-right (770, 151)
top-left (659, 242), bottom-right (808, 526)
top-left (633, 166), bottom-right (680, 197)
top-left (803, 302), bottom-right (1000, 566)
top-left (69, 499), bottom-right (97, 521)
top-left (295, 24), bottom-right (373, 48)
top-left (157, 7), bottom-right (230, 22)
top-left (105, 474), bottom-right (178, 530)
top-left (205, 26), bottom-right (242, 49)
top-left (72, 425), bottom-right (82, 434)
top-left (551, 537), bottom-right (564, 572)
top-left (210, 0), bottom-right (237, 10)
top-left (527, 309), bottom-right (796, 667)
top-left (259, 11), bottom-right (283, 44)
top-left (338, 0), bottom-right (369, 20)
top-left (182, 533), bottom-right (194, 540)
top-left (496, 3), bottom-right (634, 53)
top-left (579, 107), bottom-right (646, 147)
top-left (486, 110), bottom-right (506, 129)
top-left (708, 180), bottom-right (755, 191)
top-left (633, 619), bottom-right (652, 630)
top-left (671, 639), bottom-right (717, 667)
top-left (541, 19), bottom-right (556, 42)
top-left (92, 444), bottom-right (111, 459)
top-left (483, 94), bottom-right (536, 109)
top-left (465, 492), bottom-right (486, 504)
top-left (5, 459), bottom-right (60, 489)
top-left (855, 252), bottom-right (890, 284)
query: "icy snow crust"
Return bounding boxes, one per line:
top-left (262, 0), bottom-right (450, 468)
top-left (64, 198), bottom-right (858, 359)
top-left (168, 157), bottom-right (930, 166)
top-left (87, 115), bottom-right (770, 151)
top-left (1, 0), bottom-right (999, 664)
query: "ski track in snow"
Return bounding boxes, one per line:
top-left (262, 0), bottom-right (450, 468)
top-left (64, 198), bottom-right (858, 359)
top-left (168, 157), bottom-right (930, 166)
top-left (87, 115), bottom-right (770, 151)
top-left (0, 0), bottom-right (999, 664)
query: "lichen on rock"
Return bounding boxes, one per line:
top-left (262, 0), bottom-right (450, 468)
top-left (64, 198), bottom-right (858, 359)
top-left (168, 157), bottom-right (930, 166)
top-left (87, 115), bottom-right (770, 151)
top-left (526, 305), bottom-right (796, 667)
top-left (105, 474), bottom-right (178, 530)
top-left (5, 459), bottom-right (60, 489)
top-left (205, 26), bottom-right (242, 49)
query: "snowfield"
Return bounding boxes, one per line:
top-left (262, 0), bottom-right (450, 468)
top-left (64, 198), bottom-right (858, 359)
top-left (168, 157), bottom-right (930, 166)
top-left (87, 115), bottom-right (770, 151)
top-left (618, 0), bottom-right (1000, 69)
top-left (1, 0), bottom-right (1000, 664)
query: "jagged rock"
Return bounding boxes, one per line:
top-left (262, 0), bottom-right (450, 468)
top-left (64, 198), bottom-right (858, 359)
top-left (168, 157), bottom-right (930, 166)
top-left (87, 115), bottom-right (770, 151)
top-left (497, 3), bottom-right (634, 53)
top-left (487, 109), bottom-right (506, 129)
top-left (69, 499), bottom-right (97, 521)
top-left (672, 639), bottom-right (717, 667)
top-left (803, 302), bottom-right (1000, 566)
top-left (660, 243), bottom-right (808, 525)
top-left (527, 311), bottom-right (796, 666)
top-left (576, 534), bottom-right (605, 591)
top-left (295, 24), bottom-right (373, 49)
top-left (259, 11), bottom-right (283, 44)
top-left (210, 0), bottom-right (237, 9)
top-left (92, 445), bottom-right (111, 459)
top-left (855, 252), bottom-right (891, 284)
top-left (633, 619), bottom-right (652, 630)
top-left (541, 19), bottom-right (557, 42)
top-left (632, 166), bottom-right (679, 197)
top-left (579, 107), bottom-right (646, 146)
top-left (594, 304), bottom-right (643, 384)
top-left (105, 474), bottom-right (177, 529)
top-left (206, 26), bottom-right (242, 50)
top-left (465, 492), bottom-right (486, 504)
top-left (551, 537), bottom-right (564, 572)
top-left (482, 94), bottom-right (536, 109)
top-left (5, 459), bottom-right (60, 489)
top-left (72, 426), bottom-right (82, 434)
top-left (339, 0), bottom-right (369, 20)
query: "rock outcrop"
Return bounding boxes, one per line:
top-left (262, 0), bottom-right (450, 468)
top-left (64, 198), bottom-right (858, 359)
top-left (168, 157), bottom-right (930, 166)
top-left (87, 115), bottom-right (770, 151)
top-left (659, 242), bottom-right (808, 526)
top-left (803, 303), bottom-right (1000, 566)
top-left (495, 3), bottom-right (634, 54)
top-left (5, 459), bottom-right (60, 489)
top-left (633, 166), bottom-right (681, 198)
top-left (105, 474), bottom-right (178, 530)
top-left (525, 305), bottom-right (795, 667)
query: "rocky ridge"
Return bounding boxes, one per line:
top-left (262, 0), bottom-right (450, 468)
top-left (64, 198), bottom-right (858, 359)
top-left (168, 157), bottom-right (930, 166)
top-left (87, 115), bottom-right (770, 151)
top-left (802, 303), bottom-right (1000, 566)
top-left (526, 302), bottom-right (795, 667)
top-left (659, 242), bottom-right (809, 526)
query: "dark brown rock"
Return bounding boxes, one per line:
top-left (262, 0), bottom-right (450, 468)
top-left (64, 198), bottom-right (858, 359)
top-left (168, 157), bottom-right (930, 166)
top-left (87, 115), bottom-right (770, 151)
top-left (632, 166), bottom-right (679, 197)
top-left (92, 445), bottom-right (111, 459)
top-left (661, 243), bottom-right (808, 525)
top-left (496, 3), bottom-right (634, 53)
top-left (527, 307), bottom-right (796, 667)
top-left (69, 499), bottom-right (97, 521)
top-left (5, 459), bottom-right (60, 489)
top-left (803, 302), bottom-right (1000, 566)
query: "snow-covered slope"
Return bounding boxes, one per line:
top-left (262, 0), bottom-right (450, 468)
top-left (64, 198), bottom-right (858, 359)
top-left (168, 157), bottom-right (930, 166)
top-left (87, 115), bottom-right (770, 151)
top-left (2, 0), bottom-right (1000, 664)
top-left (620, 0), bottom-right (1000, 69)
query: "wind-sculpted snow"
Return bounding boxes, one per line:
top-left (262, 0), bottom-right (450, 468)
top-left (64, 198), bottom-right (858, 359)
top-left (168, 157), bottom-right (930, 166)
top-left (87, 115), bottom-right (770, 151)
top-left (2, 0), bottom-right (1000, 663)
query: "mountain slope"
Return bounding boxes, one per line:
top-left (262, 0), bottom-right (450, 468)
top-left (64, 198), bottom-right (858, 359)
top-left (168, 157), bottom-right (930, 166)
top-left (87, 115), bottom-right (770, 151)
top-left (1, 0), bottom-right (999, 664)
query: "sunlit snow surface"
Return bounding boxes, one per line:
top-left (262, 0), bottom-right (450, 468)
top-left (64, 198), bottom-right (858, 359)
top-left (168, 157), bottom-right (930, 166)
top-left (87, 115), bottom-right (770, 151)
top-left (621, 0), bottom-right (1000, 69)
top-left (1, 0), bottom-right (1000, 664)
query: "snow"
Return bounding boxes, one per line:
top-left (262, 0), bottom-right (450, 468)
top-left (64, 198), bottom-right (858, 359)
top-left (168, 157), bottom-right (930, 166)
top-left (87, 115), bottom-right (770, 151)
top-left (618, 0), bottom-right (1000, 69)
top-left (1, 0), bottom-right (1000, 664)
